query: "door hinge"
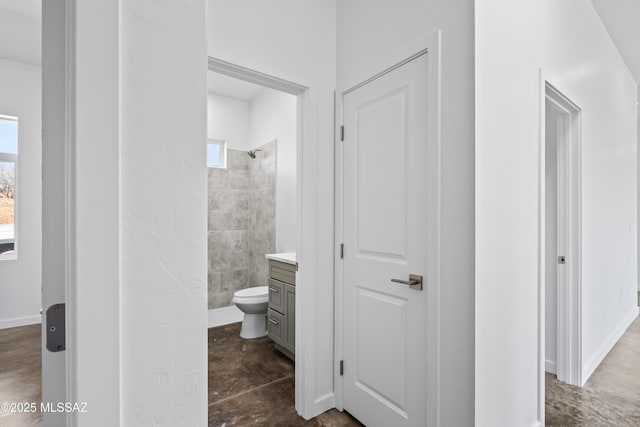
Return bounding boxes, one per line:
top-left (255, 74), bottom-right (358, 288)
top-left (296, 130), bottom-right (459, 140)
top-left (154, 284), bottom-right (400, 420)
top-left (340, 243), bottom-right (344, 259)
top-left (340, 360), bottom-right (344, 376)
top-left (340, 125), bottom-right (344, 141)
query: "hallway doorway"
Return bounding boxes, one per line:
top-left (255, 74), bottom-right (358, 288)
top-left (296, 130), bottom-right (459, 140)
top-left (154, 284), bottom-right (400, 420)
top-left (543, 82), bottom-right (582, 388)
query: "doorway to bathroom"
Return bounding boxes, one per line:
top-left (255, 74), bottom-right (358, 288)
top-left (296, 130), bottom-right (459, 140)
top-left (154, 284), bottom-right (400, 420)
top-left (204, 58), bottom-right (310, 423)
top-left (205, 63), bottom-right (299, 327)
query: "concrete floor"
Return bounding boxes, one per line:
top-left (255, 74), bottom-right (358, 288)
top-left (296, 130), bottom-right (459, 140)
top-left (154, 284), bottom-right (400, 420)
top-left (545, 296), bottom-right (640, 426)
top-left (0, 321), bottom-right (361, 426)
top-left (0, 323), bottom-right (41, 427)
top-left (1, 301), bottom-right (639, 426)
top-left (207, 322), bottom-right (361, 426)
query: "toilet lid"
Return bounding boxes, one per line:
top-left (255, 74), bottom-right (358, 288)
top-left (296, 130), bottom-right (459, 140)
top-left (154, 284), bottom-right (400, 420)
top-left (234, 286), bottom-right (268, 298)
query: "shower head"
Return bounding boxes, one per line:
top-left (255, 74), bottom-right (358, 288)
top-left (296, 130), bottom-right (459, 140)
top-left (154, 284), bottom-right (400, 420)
top-left (247, 149), bottom-right (262, 159)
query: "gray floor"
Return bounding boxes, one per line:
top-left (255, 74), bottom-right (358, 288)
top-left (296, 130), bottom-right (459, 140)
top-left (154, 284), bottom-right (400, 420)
top-left (207, 322), bottom-right (361, 426)
top-left (545, 296), bottom-right (640, 426)
top-left (1, 301), bottom-right (639, 426)
top-left (0, 323), bottom-right (41, 426)
top-left (0, 322), bottom-right (361, 426)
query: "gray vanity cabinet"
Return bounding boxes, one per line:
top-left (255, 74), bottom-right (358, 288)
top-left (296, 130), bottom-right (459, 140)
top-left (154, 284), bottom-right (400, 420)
top-left (267, 260), bottom-right (296, 360)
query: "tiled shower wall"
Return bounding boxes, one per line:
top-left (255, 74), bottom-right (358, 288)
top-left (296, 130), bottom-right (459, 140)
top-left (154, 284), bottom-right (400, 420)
top-left (208, 141), bottom-right (276, 309)
top-left (248, 140), bottom-right (277, 287)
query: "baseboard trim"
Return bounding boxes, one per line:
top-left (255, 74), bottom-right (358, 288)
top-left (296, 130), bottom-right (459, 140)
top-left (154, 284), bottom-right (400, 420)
top-left (545, 359), bottom-right (557, 375)
top-left (582, 306), bottom-right (639, 383)
top-left (0, 315), bottom-right (41, 330)
top-left (208, 305), bottom-right (243, 329)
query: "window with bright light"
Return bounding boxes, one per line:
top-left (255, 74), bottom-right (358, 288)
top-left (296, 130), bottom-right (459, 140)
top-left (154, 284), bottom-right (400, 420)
top-left (0, 116), bottom-right (17, 259)
top-left (207, 139), bottom-right (226, 168)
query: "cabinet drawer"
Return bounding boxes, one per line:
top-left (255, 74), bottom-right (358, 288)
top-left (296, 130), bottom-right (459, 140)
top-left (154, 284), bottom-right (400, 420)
top-left (268, 279), bottom-right (284, 312)
top-left (267, 308), bottom-right (285, 346)
top-left (269, 260), bottom-right (296, 285)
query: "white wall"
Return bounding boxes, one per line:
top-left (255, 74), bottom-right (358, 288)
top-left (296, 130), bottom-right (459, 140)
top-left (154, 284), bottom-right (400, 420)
top-left (0, 5), bottom-right (40, 66)
top-left (249, 89), bottom-right (297, 253)
top-left (121, 0), bottom-right (208, 424)
top-left (0, 58), bottom-right (41, 329)
top-left (207, 92), bottom-right (250, 150)
top-left (337, 0), bottom-right (476, 425)
top-left (476, 1), bottom-right (638, 425)
top-left (208, 0), bottom-right (336, 418)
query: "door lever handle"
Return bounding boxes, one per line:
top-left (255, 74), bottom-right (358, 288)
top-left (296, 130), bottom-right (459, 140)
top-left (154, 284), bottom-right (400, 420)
top-left (391, 274), bottom-right (423, 291)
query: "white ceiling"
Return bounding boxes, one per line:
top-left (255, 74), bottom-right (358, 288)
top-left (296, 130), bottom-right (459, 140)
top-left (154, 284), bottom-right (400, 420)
top-left (0, 0), bottom-right (40, 65)
top-left (207, 71), bottom-right (264, 102)
top-left (0, 0), bottom-right (39, 19)
top-left (591, 0), bottom-right (640, 85)
top-left (0, 1), bottom-right (636, 90)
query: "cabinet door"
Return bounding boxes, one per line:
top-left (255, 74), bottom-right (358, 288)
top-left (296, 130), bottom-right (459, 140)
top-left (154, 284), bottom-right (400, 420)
top-left (268, 279), bottom-right (284, 313)
top-left (268, 308), bottom-right (285, 346)
top-left (284, 284), bottom-right (296, 353)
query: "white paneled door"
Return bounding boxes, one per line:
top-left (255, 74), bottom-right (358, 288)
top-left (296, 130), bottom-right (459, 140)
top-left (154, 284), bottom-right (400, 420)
top-left (342, 52), bottom-right (433, 427)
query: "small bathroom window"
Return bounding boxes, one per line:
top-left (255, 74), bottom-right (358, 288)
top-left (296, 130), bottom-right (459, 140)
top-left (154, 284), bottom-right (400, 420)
top-left (207, 139), bottom-right (227, 169)
top-left (0, 115), bottom-right (18, 260)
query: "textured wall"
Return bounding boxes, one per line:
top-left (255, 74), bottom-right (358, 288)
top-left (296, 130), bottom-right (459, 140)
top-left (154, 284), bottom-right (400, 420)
top-left (208, 142), bottom-right (276, 309)
top-left (120, 0), bottom-right (208, 423)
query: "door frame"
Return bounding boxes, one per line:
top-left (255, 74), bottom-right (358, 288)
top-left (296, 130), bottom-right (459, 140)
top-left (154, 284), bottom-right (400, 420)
top-left (207, 57), bottom-right (314, 417)
top-left (334, 30), bottom-right (442, 425)
top-left (43, 0), bottom-right (121, 424)
top-left (537, 74), bottom-right (583, 421)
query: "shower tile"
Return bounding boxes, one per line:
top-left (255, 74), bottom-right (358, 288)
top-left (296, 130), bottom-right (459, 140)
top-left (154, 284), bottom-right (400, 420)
top-left (221, 269), bottom-right (248, 290)
top-left (208, 230), bottom-right (248, 272)
top-left (208, 168), bottom-right (229, 189)
top-left (209, 190), bottom-right (249, 212)
top-left (229, 169), bottom-right (249, 189)
top-left (209, 291), bottom-right (231, 309)
top-left (227, 149), bottom-right (250, 170)
top-left (208, 270), bottom-right (221, 292)
top-left (247, 140), bottom-right (277, 289)
top-left (207, 286), bottom-right (218, 310)
top-left (208, 140), bottom-right (277, 309)
top-left (208, 209), bottom-right (249, 231)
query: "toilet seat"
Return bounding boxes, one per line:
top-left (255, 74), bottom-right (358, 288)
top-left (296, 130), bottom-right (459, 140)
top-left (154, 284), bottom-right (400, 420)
top-left (232, 286), bottom-right (268, 304)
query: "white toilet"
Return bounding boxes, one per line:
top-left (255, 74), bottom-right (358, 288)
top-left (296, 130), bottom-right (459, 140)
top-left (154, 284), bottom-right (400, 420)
top-left (232, 286), bottom-right (269, 339)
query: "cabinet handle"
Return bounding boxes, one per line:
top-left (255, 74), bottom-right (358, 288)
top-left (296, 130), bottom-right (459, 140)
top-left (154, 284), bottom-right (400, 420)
top-left (269, 287), bottom-right (280, 293)
top-left (269, 318), bottom-right (279, 325)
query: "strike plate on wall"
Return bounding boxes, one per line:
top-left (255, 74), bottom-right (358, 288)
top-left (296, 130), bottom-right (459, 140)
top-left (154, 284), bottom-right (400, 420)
top-left (46, 304), bottom-right (65, 352)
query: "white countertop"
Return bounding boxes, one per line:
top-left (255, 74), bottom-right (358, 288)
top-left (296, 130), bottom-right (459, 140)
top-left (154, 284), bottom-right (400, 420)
top-left (265, 252), bottom-right (297, 266)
